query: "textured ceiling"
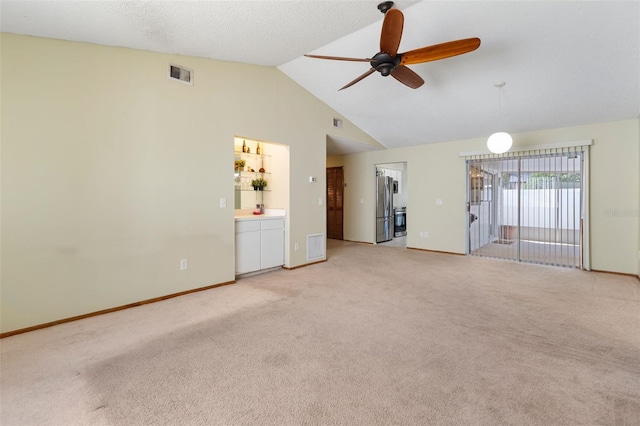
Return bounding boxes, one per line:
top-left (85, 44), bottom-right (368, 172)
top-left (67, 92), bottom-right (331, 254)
top-left (0, 0), bottom-right (418, 66)
top-left (2, 1), bottom-right (639, 155)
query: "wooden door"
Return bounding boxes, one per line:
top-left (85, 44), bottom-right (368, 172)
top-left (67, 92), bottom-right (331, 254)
top-left (326, 167), bottom-right (344, 240)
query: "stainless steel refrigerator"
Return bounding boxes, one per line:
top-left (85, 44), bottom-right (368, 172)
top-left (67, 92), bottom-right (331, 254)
top-left (376, 175), bottom-right (394, 242)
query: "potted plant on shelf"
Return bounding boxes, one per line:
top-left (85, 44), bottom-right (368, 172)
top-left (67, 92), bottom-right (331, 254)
top-left (234, 159), bottom-right (246, 172)
top-left (251, 177), bottom-right (268, 191)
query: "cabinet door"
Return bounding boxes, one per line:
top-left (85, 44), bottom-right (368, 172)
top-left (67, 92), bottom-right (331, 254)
top-left (260, 229), bottom-right (284, 269)
top-left (235, 231), bottom-right (261, 274)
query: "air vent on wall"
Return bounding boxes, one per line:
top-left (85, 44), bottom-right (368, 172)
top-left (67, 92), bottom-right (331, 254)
top-left (332, 118), bottom-right (343, 129)
top-left (168, 63), bottom-right (193, 85)
top-left (307, 233), bottom-right (325, 261)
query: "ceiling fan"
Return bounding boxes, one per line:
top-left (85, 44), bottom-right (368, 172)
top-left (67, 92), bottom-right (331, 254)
top-left (305, 1), bottom-right (481, 90)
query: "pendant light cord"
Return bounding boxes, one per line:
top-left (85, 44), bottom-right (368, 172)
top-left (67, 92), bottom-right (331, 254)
top-left (497, 85), bottom-right (502, 130)
top-left (487, 81), bottom-right (512, 154)
top-left (495, 81), bottom-right (506, 131)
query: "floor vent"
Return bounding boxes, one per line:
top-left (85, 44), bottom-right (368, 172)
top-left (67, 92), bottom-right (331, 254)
top-left (307, 233), bottom-right (325, 261)
top-left (168, 63), bottom-right (193, 85)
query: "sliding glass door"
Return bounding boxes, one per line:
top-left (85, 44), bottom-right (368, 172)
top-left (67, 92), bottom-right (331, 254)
top-left (467, 150), bottom-right (584, 268)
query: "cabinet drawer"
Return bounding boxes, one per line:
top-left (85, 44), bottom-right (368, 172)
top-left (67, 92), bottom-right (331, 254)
top-left (261, 219), bottom-right (285, 230)
top-left (236, 220), bottom-right (260, 233)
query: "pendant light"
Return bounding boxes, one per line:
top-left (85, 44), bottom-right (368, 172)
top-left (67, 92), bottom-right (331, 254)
top-left (487, 81), bottom-right (512, 154)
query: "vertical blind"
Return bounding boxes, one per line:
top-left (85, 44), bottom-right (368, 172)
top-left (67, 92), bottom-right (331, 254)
top-left (463, 141), bottom-right (591, 269)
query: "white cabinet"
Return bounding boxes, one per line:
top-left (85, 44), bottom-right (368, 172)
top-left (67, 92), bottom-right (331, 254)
top-left (235, 221), bottom-right (261, 274)
top-left (260, 220), bottom-right (285, 269)
top-left (235, 218), bottom-right (285, 275)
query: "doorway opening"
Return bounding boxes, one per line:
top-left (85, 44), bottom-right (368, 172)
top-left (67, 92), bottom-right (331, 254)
top-left (467, 151), bottom-right (585, 268)
top-left (376, 162), bottom-right (408, 248)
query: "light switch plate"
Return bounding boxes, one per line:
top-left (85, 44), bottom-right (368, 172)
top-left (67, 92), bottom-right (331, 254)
top-left (220, 198), bottom-right (227, 208)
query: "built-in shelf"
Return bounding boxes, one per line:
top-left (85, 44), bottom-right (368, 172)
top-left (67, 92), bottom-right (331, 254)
top-left (234, 141), bottom-right (274, 209)
top-left (234, 150), bottom-right (272, 192)
top-left (234, 171), bottom-right (271, 176)
top-left (235, 151), bottom-right (270, 159)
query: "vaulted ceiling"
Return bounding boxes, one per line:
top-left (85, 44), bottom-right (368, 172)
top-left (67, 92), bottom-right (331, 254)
top-left (2, 1), bottom-right (639, 155)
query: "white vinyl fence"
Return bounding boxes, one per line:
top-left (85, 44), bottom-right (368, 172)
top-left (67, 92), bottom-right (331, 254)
top-left (501, 188), bottom-right (581, 229)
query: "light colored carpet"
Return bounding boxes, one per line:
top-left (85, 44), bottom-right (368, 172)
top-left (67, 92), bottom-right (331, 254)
top-left (1, 240), bottom-right (639, 425)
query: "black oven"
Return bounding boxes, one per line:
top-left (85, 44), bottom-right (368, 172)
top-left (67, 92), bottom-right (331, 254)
top-left (394, 207), bottom-right (406, 237)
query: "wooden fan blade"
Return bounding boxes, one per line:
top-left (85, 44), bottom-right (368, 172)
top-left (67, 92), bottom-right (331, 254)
top-left (380, 8), bottom-right (404, 57)
top-left (304, 54), bottom-right (371, 62)
top-left (339, 68), bottom-right (376, 91)
top-left (400, 38), bottom-right (481, 65)
top-left (391, 65), bottom-right (424, 89)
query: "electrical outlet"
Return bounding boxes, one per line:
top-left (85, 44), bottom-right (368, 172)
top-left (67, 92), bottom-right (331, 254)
top-left (420, 232), bottom-right (429, 238)
top-left (294, 243), bottom-right (299, 252)
top-left (319, 198), bottom-right (323, 206)
top-left (180, 259), bottom-right (188, 271)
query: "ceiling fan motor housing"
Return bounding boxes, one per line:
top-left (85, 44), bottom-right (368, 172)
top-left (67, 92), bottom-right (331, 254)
top-left (377, 1), bottom-right (395, 14)
top-left (370, 52), bottom-right (400, 76)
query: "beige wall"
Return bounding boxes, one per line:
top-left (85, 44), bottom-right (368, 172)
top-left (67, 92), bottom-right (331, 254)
top-left (332, 119), bottom-right (640, 274)
top-left (0, 34), bottom-right (379, 333)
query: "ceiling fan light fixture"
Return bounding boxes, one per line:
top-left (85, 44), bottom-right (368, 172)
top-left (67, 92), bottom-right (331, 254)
top-left (377, 63), bottom-right (394, 76)
top-left (487, 81), bottom-right (512, 154)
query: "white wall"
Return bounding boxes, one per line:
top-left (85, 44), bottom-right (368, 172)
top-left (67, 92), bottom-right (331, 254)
top-left (637, 117), bottom-right (640, 279)
top-left (0, 34), bottom-right (379, 333)
top-left (331, 119), bottom-right (640, 274)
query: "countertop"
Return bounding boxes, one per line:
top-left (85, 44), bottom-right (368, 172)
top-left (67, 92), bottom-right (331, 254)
top-left (234, 208), bottom-right (286, 221)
